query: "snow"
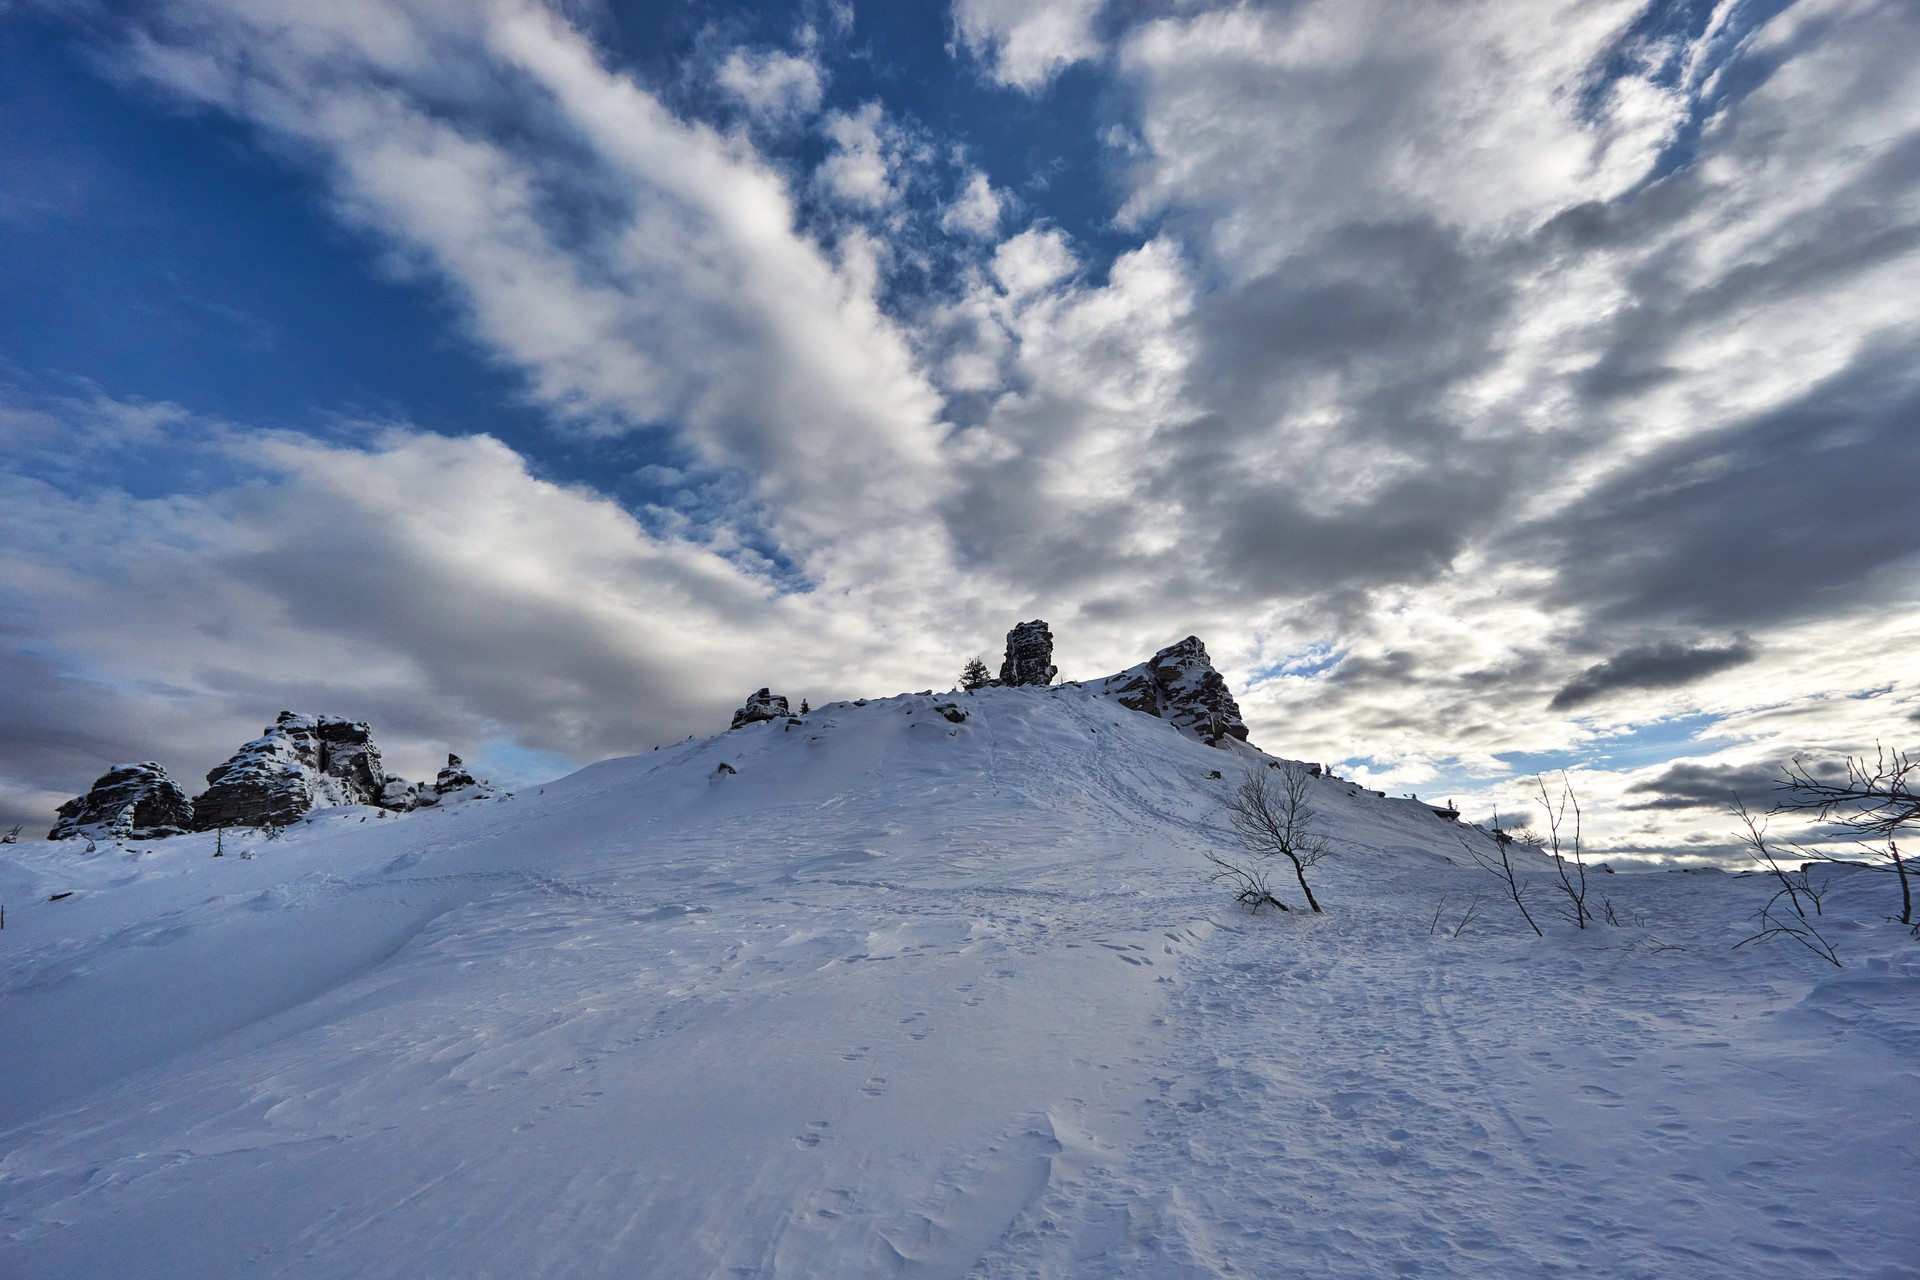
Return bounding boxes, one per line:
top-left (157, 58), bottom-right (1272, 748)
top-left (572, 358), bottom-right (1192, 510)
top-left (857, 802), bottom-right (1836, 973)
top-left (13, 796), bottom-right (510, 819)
top-left (1, 684), bottom-right (1914, 1277)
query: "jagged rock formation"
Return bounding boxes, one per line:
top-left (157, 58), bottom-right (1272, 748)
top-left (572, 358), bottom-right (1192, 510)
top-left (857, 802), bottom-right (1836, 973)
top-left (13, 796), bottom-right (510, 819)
top-left (999, 620), bottom-right (1057, 687)
top-left (432, 753), bottom-right (498, 800)
top-left (1095, 636), bottom-right (1251, 748)
top-left (435, 753), bottom-right (478, 793)
top-left (49, 762), bottom-right (195, 841)
top-left (375, 754), bottom-right (496, 811)
top-left (193, 713), bottom-right (399, 830)
top-left (730, 689), bottom-right (792, 729)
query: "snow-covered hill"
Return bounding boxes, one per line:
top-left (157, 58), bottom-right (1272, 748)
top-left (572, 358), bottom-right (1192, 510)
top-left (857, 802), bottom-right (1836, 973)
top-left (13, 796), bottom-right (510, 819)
top-left (1, 683), bottom-right (1914, 1278)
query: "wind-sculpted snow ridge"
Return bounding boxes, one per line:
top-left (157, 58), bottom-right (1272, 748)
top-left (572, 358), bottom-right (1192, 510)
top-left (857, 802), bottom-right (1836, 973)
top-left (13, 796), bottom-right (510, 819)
top-left (0, 685), bottom-right (1913, 1278)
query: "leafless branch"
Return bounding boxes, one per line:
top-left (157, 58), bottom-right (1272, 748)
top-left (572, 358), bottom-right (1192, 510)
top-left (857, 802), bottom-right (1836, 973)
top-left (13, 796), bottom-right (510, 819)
top-left (1458, 810), bottom-right (1543, 937)
top-left (1772, 745), bottom-right (1916, 927)
top-left (1731, 794), bottom-right (1840, 967)
top-left (1204, 845), bottom-right (1290, 913)
top-left (1536, 772), bottom-right (1591, 928)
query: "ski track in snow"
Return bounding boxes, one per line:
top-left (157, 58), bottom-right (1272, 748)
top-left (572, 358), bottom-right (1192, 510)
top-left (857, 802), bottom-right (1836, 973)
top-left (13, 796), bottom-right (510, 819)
top-left (0, 685), bottom-right (1914, 1278)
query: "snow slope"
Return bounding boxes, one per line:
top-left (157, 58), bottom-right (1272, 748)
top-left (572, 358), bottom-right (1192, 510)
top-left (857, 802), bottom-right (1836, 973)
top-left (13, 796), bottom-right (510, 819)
top-left (1, 684), bottom-right (1915, 1278)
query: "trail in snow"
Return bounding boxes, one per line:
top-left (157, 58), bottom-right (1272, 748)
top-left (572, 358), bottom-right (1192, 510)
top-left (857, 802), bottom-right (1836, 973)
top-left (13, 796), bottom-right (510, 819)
top-left (0, 684), bottom-right (1914, 1278)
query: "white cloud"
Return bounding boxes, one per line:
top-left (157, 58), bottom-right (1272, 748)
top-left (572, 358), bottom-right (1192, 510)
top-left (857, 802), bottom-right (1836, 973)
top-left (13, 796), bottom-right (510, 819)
top-left (114, 0), bottom-right (954, 595)
top-left (1117, 0), bottom-right (1686, 274)
top-left (715, 46), bottom-right (824, 123)
top-left (989, 226), bottom-right (1075, 298)
top-left (952, 0), bottom-right (1106, 91)
top-left (816, 102), bottom-right (905, 209)
top-left (941, 170), bottom-right (1004, 237)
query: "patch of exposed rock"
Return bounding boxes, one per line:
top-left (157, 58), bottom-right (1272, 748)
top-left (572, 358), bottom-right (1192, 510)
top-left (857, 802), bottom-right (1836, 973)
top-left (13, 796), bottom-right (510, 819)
top-left (730, 689), bottom-right (792, 729)
top-left (1095, 636), bottom-right (1251, 748)
top-left (49, 762), bottom-right (195, 841)
top-left (999, 620), bottom-right (1057, 687)
top-left (192, 713), bottom-right (399, 830)
top-left (435, 753), bottom-right (478, 793)
top-left (432, 753), bottom-right (498, 800)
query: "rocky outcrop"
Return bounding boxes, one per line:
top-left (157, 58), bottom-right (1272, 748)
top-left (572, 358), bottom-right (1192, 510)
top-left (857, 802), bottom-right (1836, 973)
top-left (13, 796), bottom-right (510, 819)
top-left (50, 762), bottom-right (195, 841)
top-left (375, 754), bottom-right (495, 810)
top-left (730, 689), bottom-right (792, 729)
top-left (435, 753), bottom-right (478, 793)
top-left (192, 712), bottom-right (399, 830)
top-left (1095, 636), bottom-right (1251, 748)
top-left (379, 779), bottom-right (430, 812)
top-left (432, 753), bottom-right (497, 800)
top-left (999, 620), bottom-right (1057, 687)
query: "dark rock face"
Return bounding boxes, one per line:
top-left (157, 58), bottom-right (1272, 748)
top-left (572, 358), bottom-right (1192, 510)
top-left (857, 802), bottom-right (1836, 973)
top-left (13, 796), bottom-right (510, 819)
top-left (193, 712), bottom-right (397, 830)
top-left (315, 717), bottom-right (387, 804)
top-left (1096, 636), bottom-right (1251, 748)
top-left (435, 753), bottom-right (479, 794)
top-left (433, 753), bottom-right (497, 799)
top-left (50, 762), bottom-right (195, 840)
top-left (730, 689), bottom-right (792, 729)
top-left (999, 620), bottom-right (1057, 687)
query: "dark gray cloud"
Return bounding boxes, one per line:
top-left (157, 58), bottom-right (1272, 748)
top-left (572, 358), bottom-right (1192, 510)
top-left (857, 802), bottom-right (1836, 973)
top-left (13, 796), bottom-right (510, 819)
top-left (1327, 649), bottom-right (1420, 688)
top-left (1623, 759), bottom-right (1785, 813)
top-left (1549, 638), bottom-right (1757, 711)
top-left (1528, 343), bottom-right (1920, 632)
top-left (0, 643), bottom-right (245, 835)
top-left (1188, 218), bottom-right (1513, 446)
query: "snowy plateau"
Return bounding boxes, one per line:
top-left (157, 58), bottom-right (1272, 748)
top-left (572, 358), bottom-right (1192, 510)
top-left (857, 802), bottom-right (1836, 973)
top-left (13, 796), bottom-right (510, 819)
top-left (1, 683), bottom-right (1914, 1279)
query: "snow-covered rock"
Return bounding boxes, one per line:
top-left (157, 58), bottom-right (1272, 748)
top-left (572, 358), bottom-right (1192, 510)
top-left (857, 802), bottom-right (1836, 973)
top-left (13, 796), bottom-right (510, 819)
top-left (378, 779), bottom-right (430, 812)
top-left (192, 713), bottom-right (398, 829)
top-left (1094, 635), bottom-right (1251, 748)
top-left (434, 752), bottom-right (478, 793)
top-left (431, 753), bottom-right (498, 801)
top-left (998, 619), bottom-right (1056, 686)
top-left (48, 762), bottom-right (195, 841)
top-left (729, 688), bottom-right (792, 729)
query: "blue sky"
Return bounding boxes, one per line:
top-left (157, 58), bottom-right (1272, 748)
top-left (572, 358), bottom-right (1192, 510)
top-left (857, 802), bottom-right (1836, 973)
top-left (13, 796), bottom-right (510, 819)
top-left (3, 0), bottom-right (1916, 861)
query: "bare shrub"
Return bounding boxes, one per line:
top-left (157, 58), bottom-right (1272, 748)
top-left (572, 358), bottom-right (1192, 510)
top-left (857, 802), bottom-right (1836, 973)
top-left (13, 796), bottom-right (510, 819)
top-left (1458, 810), bottom-right (1543, 937)
top-left (1730, 795), bottom-right (1840, 968)
top-left (1213, 762), bottom-right (1331, 913)
top-left (1535, 773), bottom-right (1591, 928)
top-left (1773, 746), bottom-right (1916, 929)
